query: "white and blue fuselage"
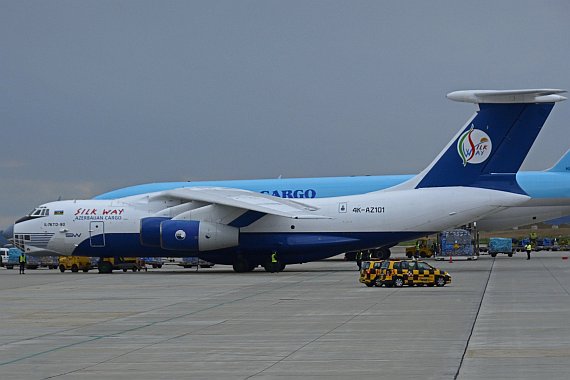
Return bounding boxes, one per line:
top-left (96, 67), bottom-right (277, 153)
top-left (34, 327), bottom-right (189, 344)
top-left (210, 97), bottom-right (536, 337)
top-left (12, 89), bottom-right (568, 271)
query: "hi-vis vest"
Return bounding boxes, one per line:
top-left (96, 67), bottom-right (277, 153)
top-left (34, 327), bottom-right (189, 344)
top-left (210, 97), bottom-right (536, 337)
top-left (526, 244), bottom-right (532, 251)
top-left (19, 254), bottom-right (26, 263)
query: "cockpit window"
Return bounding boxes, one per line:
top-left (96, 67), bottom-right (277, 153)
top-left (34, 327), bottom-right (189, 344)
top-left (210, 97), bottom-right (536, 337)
top-left (30, 207), bottom-right (49, 217)
top-left (15, 206), bottom-right (49, 225)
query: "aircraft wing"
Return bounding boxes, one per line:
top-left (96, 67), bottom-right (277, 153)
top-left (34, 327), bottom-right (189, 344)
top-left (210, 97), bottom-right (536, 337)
top-left (151, 187), bottom-right (330, 219)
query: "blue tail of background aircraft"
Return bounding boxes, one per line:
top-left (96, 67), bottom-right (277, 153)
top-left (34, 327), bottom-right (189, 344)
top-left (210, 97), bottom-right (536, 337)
top-left (409, 89), bottom-right (566, 194)
top-left (548, 149), bottom-right (570, 172)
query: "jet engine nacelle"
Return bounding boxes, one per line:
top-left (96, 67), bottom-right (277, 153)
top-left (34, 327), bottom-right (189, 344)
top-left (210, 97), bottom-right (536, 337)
top-left (140, 217), bottom-right (171, 247)
top-left (160, 220), bottom-right (239, 251)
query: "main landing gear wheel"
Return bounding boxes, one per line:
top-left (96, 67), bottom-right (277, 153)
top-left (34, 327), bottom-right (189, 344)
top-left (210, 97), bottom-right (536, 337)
top-left (379, 247), bottom-right (391, 260)
top-left (263, 261), bottom-right (285, 273)
top-left (98, 260), bottom-right (113, 274)
top-left (233, 255), bottom-right (255, 273)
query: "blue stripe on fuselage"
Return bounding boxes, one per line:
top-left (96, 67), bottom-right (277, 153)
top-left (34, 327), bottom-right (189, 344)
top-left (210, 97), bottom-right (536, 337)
top-left (72, 230), bottom-right (431, 265)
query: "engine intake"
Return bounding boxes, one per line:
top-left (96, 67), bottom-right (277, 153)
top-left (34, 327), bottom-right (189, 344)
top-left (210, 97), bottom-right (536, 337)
top-left (140, 217), bottom-right (171, 247)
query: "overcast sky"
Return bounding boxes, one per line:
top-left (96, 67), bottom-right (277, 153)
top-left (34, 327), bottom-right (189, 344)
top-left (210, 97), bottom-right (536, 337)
top-left (1, 0), bottom-right (569, 227)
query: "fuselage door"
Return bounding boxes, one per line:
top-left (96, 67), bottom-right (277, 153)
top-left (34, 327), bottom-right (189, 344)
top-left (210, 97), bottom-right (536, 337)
top-left (89, 221), bottom-right (105, 247)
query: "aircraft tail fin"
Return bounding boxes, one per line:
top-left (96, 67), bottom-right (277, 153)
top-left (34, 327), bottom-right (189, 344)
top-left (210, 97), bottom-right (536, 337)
top-left (395, 89), bottom-right (566, 194)
top-left (547, 149), bottom-right (570, 172)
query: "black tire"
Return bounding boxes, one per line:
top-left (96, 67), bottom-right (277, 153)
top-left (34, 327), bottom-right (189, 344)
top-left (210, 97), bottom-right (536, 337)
top-left (393, 277), bottom-right (404, 287)
top-left (157, 265), bottom-right (162, 268)
top-left (435, 276), bottom-right (446, 287)
top-left (71, 264), bottom-right (79, 273)
top-left (98, 261), bottom-right (113, 274)
top-left (365, 282), bottom-right (374, 287)
top-left (59, 265), bottom-right (65, 273)
top-left (491, 253), bottom-right (497, 258)
top-left (233, 255), bottom-right (252, 273)
top-left (123, 268), bottom-right (128, 272)
top-left (82, 269), bottom-right (89, 272)
top-left (379, 248), bottom-right (392, 260)
top-left (263, 262), bottom-right (276, 273)
top-left (508, 253), bottom-right (513, 257)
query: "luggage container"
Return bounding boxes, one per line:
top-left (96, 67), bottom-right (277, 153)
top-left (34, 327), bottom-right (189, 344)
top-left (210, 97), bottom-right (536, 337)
top-left (488, 237), bottom-right (514, 257)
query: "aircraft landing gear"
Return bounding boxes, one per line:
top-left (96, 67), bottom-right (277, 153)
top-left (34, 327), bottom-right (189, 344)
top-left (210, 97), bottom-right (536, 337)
top-left (98, 259), bottom-right (113, 274)
top-left (379, 247), bottom-right (391, 260)
top-left (263, 262), bottom-right (286, 273)
top-left (263, 252), bottom-right (285, 273)
top-left (232, 255), bottom-right (256, 273)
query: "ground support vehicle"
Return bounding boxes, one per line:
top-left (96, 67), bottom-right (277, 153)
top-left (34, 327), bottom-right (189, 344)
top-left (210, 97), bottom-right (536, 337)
top-left (3, 248), bottom-right (40, 269)
top-left (405, 238), bottom-right (436, 258)
top-left (98, 257), bottom-right (145, 273)
top-left (40, 256), bottom-right (59, 269)
top-left (59, 256), bottom-right (94, 272)
top-left (358, 260), bottom-right (384, 287)
top-left (488, 238), bottom-right (514, 257)
top-left (537, 237), bottom-right (555, 251)
top-left (0, 248), bottom-right (9, 267)
top-left (178, 257), bottom-right (215, 269)
top-left (377, 260), bottom-right (451, 287)
top-left (141, 257), bottom-right (164, 268)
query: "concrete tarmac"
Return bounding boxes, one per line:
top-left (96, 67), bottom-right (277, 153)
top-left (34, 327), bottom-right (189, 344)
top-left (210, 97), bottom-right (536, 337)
top-left (1, 251), bottom-right (570, 379)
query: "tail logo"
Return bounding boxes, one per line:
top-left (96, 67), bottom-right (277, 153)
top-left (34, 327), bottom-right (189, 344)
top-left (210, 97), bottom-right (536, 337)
top-left (457, 125), bottom-right (492, 166)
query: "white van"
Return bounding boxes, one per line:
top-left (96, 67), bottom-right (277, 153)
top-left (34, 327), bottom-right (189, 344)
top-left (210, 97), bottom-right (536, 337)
top-left (0, 248), bottom-right (9, 267)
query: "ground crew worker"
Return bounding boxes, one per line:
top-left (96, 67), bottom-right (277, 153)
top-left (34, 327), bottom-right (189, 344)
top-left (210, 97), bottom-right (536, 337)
top-left (270, 251), bottom-right (278, 273)
top-left (525, 243), bottom-right (532, 260)
top-left (19, 252), bottom-right (27, 274)
top-left (415, 241), bottom-right (420, 259)
top-left (356, 251), bottom-right (363, 270)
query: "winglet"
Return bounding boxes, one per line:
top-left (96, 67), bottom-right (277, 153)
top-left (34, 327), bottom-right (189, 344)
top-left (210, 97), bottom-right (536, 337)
top-left (547, 149), bottom-right (570, 172)
top-left (447, 89), bottom-right (567, 104)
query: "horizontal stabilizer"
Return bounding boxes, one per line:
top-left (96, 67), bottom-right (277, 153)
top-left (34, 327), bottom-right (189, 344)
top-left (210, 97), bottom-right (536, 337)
top-left (151, 187), bottom-right (331, 220)
top-left (447, 89), bottom-right (567, 104)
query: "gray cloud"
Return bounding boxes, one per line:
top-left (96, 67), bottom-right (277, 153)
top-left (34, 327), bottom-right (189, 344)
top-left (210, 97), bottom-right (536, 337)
top-left (1, 1), bottom-right (569, 226)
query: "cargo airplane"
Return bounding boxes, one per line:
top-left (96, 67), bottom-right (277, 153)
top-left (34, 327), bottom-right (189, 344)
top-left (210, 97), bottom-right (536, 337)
top-left (12, 89), bottom-right (567, 272)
